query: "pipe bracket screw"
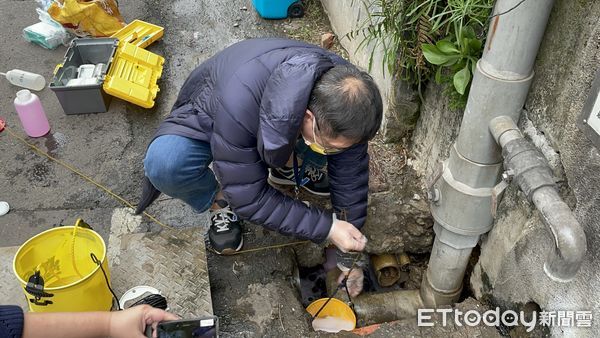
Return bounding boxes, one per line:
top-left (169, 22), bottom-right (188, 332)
top-left (426, 188), bottom-right (441, 203)
top-left (502, 169), bottom-right (515, 182)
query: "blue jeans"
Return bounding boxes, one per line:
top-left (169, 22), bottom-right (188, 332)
top-left (144, 135), bottom-right (218, 213)
top-left (143, 135), bottom-right (327, 213)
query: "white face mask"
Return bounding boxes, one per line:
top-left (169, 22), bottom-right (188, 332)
top-left (300, 118), bottom-right (328, 155)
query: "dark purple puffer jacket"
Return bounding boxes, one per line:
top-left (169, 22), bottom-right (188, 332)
top-left (155, 38), bottom-right (369, 242)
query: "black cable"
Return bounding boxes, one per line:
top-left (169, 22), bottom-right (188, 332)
top-left (129, 294), bottom-right (168, 310)
top-left (343, 280), bottom-right (354, 310)
top-left (91, 253), bottom-right (121, 311)
top-left (489, 0), bottom-right (528, 19)
top-left (311, 281), bottom-right (345, 320)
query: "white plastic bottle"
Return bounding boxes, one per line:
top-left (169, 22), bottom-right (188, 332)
top-left (1, 69), bottom-right (46, 91)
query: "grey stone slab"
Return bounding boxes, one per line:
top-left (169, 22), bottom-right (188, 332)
top-left (108, 227), bottom-right (213, 317)
top-left (0, 246), bottom-right (28, 310)
top-left (0, 208), bottom-right (114, 248)
top-left (144, 197), bottom-right (211, 232)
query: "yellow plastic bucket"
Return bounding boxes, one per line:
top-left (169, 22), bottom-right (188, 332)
top-left (306, 298), bottom-right (357, 330)
top-left (13, 220), bottom-right (113, 312)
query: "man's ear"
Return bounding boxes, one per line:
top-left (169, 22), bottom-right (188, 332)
top-left (304, 109), bottom-right (314, 122)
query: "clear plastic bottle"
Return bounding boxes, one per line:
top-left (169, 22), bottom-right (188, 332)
top-left (14, 89), bottom-right (50, 137)
top-left (1, 69), bottom-right (46, 91)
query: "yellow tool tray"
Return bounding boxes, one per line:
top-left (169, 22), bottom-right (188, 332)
top-left (111, 19), bottom-right (164, 48)
top-left (103, 20), bottom-right (165, 108)
top-left (103, 43), bottom-right (164, 108)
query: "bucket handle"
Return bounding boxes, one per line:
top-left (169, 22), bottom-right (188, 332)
top-left (25, 271), bottom-right (54, 306)
top-left (91, 253), bottom-right (121, 310)
top-left (73, 219), bottom-right (93, 230)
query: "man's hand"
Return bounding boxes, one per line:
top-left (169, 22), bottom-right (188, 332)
top-left (337, 268), bottom-right (364, 297)
top-left (109, 305), bottom-right (179, 338)
top-left (328, 219), bottom-right (367, 253)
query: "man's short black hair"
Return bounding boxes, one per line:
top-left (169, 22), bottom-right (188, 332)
top-left (308, 64), bottom-right (383, 144)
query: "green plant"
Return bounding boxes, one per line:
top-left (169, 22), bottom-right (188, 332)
top-left (422, 25), bottom-right (482, 96)
top-left (347, 0), bottom-right (493, 109)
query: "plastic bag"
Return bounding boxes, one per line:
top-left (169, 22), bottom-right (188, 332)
top-left (35, 0), bottom-right (54, 10)
top-left (47, 0), bottom-right (126, 37)
top-left (23, 8), bottom-right (72, 50)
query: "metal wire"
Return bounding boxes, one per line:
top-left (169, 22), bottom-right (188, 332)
top-left (2, 125), bottom-right (173, 230)
top-left (311, 250), bottom-right (363, 320)
top-left (91, 252), bottom-right (121, 310)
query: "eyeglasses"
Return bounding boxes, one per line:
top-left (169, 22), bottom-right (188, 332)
top-left (312, 118), bottom-right (346, 155)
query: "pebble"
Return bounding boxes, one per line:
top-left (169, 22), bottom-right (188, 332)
top-left (233, 23), bottom-right (240, 27)
top-left (0, 201), bottom-right (9, 216)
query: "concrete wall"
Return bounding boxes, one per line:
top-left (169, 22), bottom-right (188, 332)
top-left (411, 0), bottom-right (600, 335)
top-left (322, 0), bottom-right (434, 255)
top-left (321, 0), bottom-right (420, 141)
top-left (469, 1), bottom-right (600, 336)
top-left (323, 0), bottom-right (599, 336)
top-left (413, 0), bottom-right (600, 336)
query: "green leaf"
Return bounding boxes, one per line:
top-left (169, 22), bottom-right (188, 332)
top-left (468, 38), bottom-right (483, 53)
top-left (442, 55), bottom-right (460, 67)
top-left (461, 38), bottom-right (471, 55)
top-left (453, 59), bottom-right (467, 71)
top-left (462, 26), bottom-right (476, 39)
top-left (435, 66), bottom-right (443, 84)
top-left (422, 44), bottom-right (454, 65)
top-left (436, 40), bottom-right (460, 54)
top-left (453, 64), bottom-right (472, 95)
top-left (441, 55), bottom-right (461, 66)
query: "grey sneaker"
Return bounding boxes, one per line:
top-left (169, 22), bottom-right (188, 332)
top-left (208, 201), bottom-right (243, 255)
top-left (268, 166), bottom-right (330, 196)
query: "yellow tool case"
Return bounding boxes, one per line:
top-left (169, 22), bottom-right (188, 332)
top-left (50, 20), bottom-right (165, 114)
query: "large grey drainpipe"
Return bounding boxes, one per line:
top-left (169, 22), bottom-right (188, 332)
top-left (348, 0), bottom-right (586, 326)
top-left (420, 0), bottom-right (557, 307)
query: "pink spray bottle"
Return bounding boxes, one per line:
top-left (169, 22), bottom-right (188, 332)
top-left (14, 89), bottom-right (50, 137)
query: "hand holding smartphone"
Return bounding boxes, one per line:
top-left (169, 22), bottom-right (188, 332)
top-left (146, 316), bottom-right (219, 338)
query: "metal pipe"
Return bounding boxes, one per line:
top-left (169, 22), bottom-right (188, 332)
top-left (371, 254), bottom-right (402, 287)
top-left (316, 0), bottom-right (568, 327)
top-left (423, 0), bottom-right (557, 307)
top-left (352, 289), bottom-right (423, 327)
top-left (490, 116), bottom-right (587, 282)
top-left (533, 187), bottom-right (587, 282)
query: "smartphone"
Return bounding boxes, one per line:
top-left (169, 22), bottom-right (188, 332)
top-left (146, 317), bottom-right (219, 338)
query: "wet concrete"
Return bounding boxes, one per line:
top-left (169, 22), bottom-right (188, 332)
top-left (0, 0), bottom-right (282, 242)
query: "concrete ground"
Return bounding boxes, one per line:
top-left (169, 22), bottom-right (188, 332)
top-left (0, 0), bottom-right (507, 336)
top-left (0, 0), bottom-right (284, 321)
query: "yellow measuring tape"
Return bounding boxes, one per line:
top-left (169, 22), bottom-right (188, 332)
top-left (1, 123), bottom-right (309, 255)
